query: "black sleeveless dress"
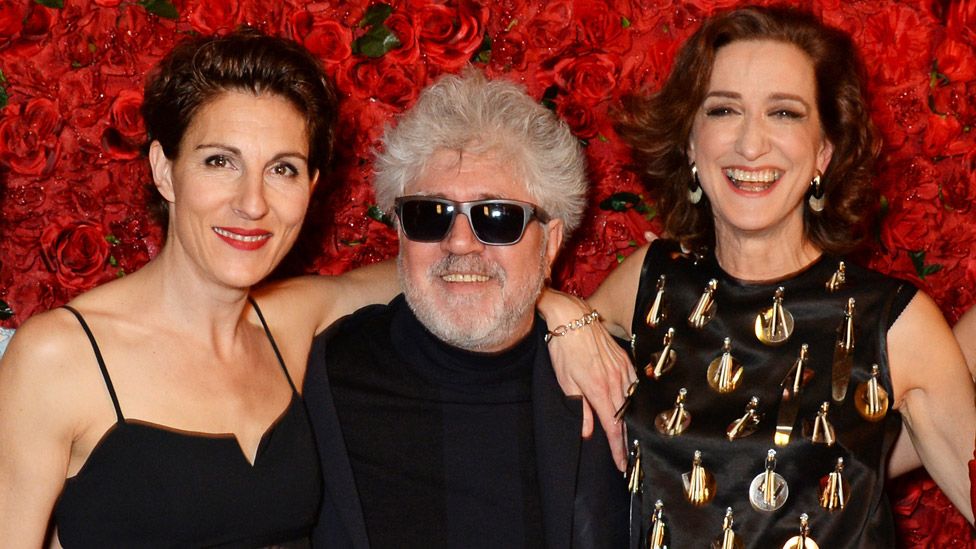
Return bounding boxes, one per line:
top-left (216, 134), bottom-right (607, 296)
top-left (53, 300), bottom-right (322, 548)
top-left (625, 240), bottom-right (915, 548)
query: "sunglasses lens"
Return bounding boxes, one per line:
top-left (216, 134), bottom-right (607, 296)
top-left (469, 202), bottom-right (528, 244)
top-left (399, 199), bottom-right (454, 242)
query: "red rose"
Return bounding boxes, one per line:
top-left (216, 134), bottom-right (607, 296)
top-left (336, 57), bottom-right (425, 110)
top-left (557, 99), bottom-right (599, 139)
top-left (415, 0), bottom-right (487, 72)
top-left (303, 20), bottom-right (352, 65)
top-left (41, 220), bottom-right (112, 291)
top-left (860, 6), bottom-right (938, 85)
top-left (553, 52), bottom-right (621, 104)
top-left (20, 4), bottom-right (53, 40)
top-left (188, 0), bottom-right (240, 35)
top-left (0, 98), bottom-right (62, 176)
top-left (0, 3), bottom-right (24, 43)
top-left (935, 37), bottom-right (976, 83)
top-left (526, 0), bottom-right (573, 50)
top-left (574, 0), bottom-right (631, 53)
top-left (384, 13), bottom-right (421, 65)
top-left (101, 89), bottom-right (145, 161)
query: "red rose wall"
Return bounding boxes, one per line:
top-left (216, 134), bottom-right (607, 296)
top-left (0, 0), bottom-right (974, 545)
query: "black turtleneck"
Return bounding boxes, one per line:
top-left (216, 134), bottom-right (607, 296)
top-left (326, 294), bottom-right (546, 548)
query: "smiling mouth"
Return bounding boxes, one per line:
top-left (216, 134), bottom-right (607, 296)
top-left (441, 273), bottom-right (491, 283)
top-left (725, 168), bottom-right (782, 192)
top-left (212, 227), bottom-right (272, 243)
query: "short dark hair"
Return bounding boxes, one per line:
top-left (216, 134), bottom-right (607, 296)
top-left (615, 6), bottom-right (880, 254)
top-left (141, 28), bottom-right (337, 177)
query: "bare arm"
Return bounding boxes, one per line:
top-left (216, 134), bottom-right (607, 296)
top-left (953, 306), bottom-right (976, 378)
top-left (0, 315), bottom-right (82, 546)
top-left (887, 291), bottom-right (976, 524)
top-left (535, 244), bottom-right (650, 471)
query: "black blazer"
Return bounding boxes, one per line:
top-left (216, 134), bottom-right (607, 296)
top-left (303, 307), bottom-right (628, 549)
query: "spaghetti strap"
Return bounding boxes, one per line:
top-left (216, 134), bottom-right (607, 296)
top-left (62, 306), bottom-right (125, 423)
top-left (248, 296), bottom-right (298, 394)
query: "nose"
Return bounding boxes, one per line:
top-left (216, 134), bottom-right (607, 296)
top-left (440, 213), bottom-right (485, 255)
top-left (232, 171), bottom-right (269, 220)
top-left (734, 114), bottom-right (771, 160)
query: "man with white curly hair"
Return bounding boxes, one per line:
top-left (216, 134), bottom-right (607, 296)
top-left (304, 69), bottom-right (627, 548)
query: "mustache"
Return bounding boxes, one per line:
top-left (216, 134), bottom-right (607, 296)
top-left (428, 254), bottom-right (506, 282)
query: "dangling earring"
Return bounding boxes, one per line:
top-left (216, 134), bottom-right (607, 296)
top-left (808, 171), bottom-right (825, 212)
top-left (689, 164), bottom-right (703, 205)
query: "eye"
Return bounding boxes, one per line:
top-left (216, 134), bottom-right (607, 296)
top-left (771, 109), bottom-right (804, 120)
top-left (704, 106), bottom-right (737, 117)
top-left (205, 155), bottom-right (230, 168)
top-left (270, 162), bottom-right (299, 177)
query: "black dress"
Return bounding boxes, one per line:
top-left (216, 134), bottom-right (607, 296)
top-left (54, 302), bottom-right (322, 548)
top-left (625, 240), bottom-right (915, 548)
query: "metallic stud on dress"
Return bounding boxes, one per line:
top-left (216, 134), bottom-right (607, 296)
top-left (727, 396), bottom-right (761, 441)
top-left (613, 379), bottom-right (640, 421)
top-left (645, 275), bottom-right (668, 328)
top-left (782, 513), bottom-right (820, 549)
top-left (688, 279), bottom-right (718, 329)
top-left (646, 328), bottom-right (677, 380)
top-left (819, 457), bottom-right (850, 511)
top-left (711, 508), bottom-right (744, 549)
top-left (627, 440), bottom-right (643, 496)
top-left (655, 388), bottom-right (692, 436)
top-left (775, 344), bottom-right (812, 447)
top-left (682, 450), bottom-right (717, 506)
top-left (707, 337), bottom-right (743, 394)
top-left (809, 402), bottom-right (836, 446)
top-left (831, 298), bottom-right (856, 402)
top-left (855, 364), bottom-right (889, 421)
top-left (826, 261), bottom-right (846, 292)
top-left (808, 171), bottom-right (825, 213)
top-left (648, 500), bottom-right (671, 549)
top-left (749, 449), bottom-right (789, 512)
top-left (689, 164), bottom-right (703, 205)
top-left (755, 287), bottom-right (794, 345)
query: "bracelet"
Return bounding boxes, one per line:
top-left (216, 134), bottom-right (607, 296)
top-left (544, 310), bottom-right (600, 343)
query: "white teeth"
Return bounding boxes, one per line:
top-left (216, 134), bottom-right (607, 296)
top-left (213, 227), bottom-right (270, 242)
top-left (724, 168), bottom-right (781, 184)
top-left (442, 273), bottom-right (490, 283)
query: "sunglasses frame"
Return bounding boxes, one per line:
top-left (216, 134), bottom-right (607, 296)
top-left (394, 195), bottom-right (551, 246)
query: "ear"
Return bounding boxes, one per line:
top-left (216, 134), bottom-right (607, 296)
top-left (149, 141), bottom-right (176, 204)
top-left (309, 169), bottom-right (320, 192)
top-left (542, 219), bottom-right (564, 279)
top-left (686, 132), bottom-right (697, 165)
top-left (816, 137), bottom-right (835, 174)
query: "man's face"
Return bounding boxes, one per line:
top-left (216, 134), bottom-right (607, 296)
top-left (397, 149), bottom-right (563, 352)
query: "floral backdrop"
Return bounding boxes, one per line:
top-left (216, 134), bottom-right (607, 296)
top-left (0, 0), bottom-right (974, 544)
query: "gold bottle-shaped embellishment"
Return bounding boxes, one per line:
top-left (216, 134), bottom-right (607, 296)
top-left (627, 440), bottom-right (643, 496)
top-left (646, 328), bottom-right (677, 380)
top-left (819, 457), bottom-right (850, 511)
top-left (749, 449), bottom-right (789, 512)
top-left (727, 396), bottom-right (761, 441)
top-left (682, 450), bottom-right (717, 506)
top-left (648, 500), bottom-right (670, 549)
top-left (655, 388), bottom-right (691, 436)
top-left (711, 508), bottom-right (744, 549)
top-left (688, 278), bottom-right (718, 329)
top-left (775, 344), bottom-right (812, 447)
top-left (613, 379), bottom-right (640, 421)
top-left (755, 287), bottom-right (794, 345)
top-left (826, 261), bottom-right (847, 292)
top-left (707, 337), bottom-right (743, 393)
top-left (855, 364), bottom-right (889, 421)
top-left (645, 275), bottom-right (668, 328)
top-left (809, 402), bottom-right (836, 446)
top-left (831, 298), bottom-right (856, 402)
top-left (782, 513), bottom-right (820, 549)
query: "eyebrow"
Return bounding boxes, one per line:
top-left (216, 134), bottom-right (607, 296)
top-left (195, 143), bottom-right (309, 162)
top-left (704, 91), bottom-right (811, 109)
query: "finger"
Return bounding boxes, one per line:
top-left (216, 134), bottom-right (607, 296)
top-left (580, 398), bottom-right (595, 439)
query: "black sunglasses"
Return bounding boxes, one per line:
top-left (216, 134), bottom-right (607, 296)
top-left (394, 196), bottom-right (551, 246)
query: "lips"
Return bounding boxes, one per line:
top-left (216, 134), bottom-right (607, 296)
top-left (724, 168), bottom-right (782, 192)
top-left (212, 226), bottom-right (272, 250)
